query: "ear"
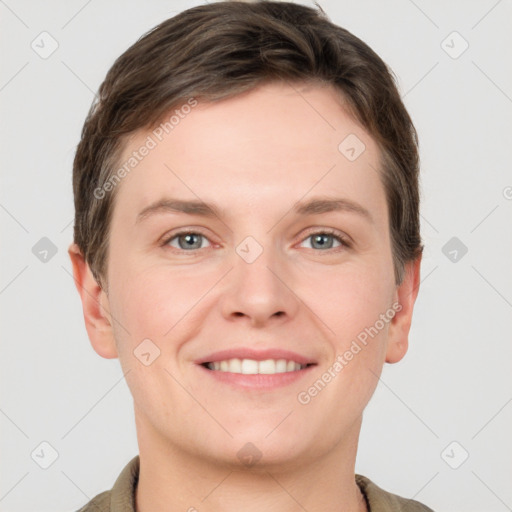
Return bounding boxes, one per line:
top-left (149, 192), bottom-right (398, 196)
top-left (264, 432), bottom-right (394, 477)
top-left (68, 243), bottom-right (118, 359)
top-left (385, 254), bottom-right (422, 364)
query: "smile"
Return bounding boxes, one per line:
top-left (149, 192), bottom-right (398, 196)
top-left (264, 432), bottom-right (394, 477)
top-left (203, 358), bottom-right (310, 374)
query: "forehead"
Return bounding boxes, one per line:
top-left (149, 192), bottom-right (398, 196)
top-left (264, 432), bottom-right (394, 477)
top-left (112, 81), bottom-right (385, 222)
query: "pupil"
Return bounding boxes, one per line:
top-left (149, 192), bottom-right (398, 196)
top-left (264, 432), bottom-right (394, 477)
top-left (314, 234), bottom-right (331, 249)
top-left (182, 234), bottom-right (200, 249)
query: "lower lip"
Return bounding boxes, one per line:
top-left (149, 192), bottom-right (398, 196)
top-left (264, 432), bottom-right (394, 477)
top-left (196, 363), bottom-right (316, 390)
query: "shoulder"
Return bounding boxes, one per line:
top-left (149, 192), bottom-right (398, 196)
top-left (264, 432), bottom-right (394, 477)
top-left (356, 474), bottom-right (435, 512)
top-left (74, 455), bottom-right (140, 512)
top-left (75, 490), bottom-right (111, 512)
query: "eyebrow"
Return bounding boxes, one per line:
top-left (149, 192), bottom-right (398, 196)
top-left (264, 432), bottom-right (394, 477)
top-left (135, 196), bottom-right (374, 224)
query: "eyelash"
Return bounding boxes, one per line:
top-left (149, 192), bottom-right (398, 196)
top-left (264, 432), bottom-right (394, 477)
top-left (160, 228), bottom-right (351, 254)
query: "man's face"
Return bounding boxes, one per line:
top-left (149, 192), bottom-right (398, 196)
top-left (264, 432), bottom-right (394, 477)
top-left (80, 82), bottom-right (415, 467)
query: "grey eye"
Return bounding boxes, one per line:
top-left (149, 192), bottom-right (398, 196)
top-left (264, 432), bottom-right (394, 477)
top-left (301, 232), bottom-right (343, 250)
top-left (167, 232), bottom-right (210, 250)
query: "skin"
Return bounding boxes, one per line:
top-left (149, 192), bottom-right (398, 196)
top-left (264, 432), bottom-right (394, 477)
top-left (69, 81), bottom-right (421, 512)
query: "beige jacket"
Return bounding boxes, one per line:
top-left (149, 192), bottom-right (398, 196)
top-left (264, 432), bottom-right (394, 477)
top-left (76, 455), bottom-right (435, 512)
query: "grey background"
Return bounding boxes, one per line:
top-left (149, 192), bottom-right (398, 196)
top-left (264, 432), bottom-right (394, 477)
top-left (1, 0), bottom-right (511, 510)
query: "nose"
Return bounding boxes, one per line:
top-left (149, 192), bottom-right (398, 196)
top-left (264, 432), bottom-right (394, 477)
top-left (220, 244), bottom-right (300, 328)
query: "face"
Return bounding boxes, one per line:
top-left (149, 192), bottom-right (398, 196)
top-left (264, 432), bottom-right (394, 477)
top-left (71, 81), bottom-right (419, 469)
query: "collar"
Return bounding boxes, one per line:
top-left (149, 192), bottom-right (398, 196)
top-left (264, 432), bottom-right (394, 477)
top-left (109, 455), bottom-right (433, 512)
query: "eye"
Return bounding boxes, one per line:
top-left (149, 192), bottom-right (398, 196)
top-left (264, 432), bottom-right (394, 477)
top-left (162, 230), bottom-right (212, 251)
top-left (160, 228), bottom-right (350, 254)
top-left (299, 229), bottom-right (350, 251)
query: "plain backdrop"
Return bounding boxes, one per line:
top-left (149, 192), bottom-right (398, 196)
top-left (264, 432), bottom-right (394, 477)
top-left (1, 1), bottom-right (511, 511)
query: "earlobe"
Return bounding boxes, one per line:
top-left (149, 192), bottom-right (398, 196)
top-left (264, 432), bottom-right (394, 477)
top-left (385, 254), bottom-right (422, 364)
top-left (68, 243), bottom-right (118, 359)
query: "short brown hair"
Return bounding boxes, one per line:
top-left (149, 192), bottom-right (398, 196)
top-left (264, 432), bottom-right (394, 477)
top-left (72, 0), bottom-right (423, 290)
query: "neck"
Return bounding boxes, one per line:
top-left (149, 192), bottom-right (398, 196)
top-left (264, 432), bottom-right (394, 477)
top-left (134, 413), bottom-right (366, 512)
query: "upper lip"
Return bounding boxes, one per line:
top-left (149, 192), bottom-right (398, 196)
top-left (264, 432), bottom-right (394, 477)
top-left (195, 348), bottom-right (317, 366)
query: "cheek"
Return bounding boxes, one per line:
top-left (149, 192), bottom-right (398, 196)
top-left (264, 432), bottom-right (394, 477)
top-left (110, 262), bottom-right (177, 329)
top-left (304, 261), bottom-right (395, 342)
top-left (300, 261), bottom-right (393, 401)
top-left (106, 266), bottom-right (206, 423)
top-left (108, 263), bottom-right (216, 358)
top-left (300, 269), bottom-right (393, 419)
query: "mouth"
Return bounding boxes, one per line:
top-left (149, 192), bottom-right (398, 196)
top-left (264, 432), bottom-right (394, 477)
top-left (195, 348), bottom-right (317, 389)
top-left (201, 358), bottom-right (315, 375)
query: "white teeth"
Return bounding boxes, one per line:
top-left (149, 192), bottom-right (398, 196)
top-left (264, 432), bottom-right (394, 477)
top-left (287, 360), bottom-right (298, 372)
top-left (229, 358), bottom-right (242, 373)
top-left (275, 359), bottom-right (287, 373)
top-left (259, 359), bottom-right (276, 374)
top-left (206, 358), bottom-right (306, 374)
top-left (241, 359), bottom-right (258, 374)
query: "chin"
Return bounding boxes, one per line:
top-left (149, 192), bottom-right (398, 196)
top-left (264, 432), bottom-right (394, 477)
top-left (200, 428), bottom-right (312, 469)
